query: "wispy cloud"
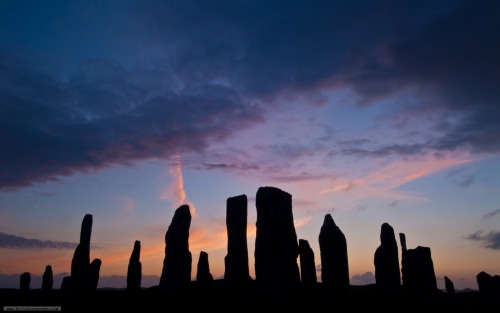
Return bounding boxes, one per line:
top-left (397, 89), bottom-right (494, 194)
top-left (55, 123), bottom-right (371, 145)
top-left (466, 230), bottom-right (500, 250)
top-left (160, 155), bottom-right (197, 217)
top-left (0, 232), bottom-right (77, 249)
top-left (456, 175), bottom-right (475, 189)
top-left (483, 209), bottom-right (500, 220)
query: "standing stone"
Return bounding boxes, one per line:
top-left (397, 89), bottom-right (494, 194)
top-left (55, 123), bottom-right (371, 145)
top-left (196, 251), bottom-right (213, 284)
top-left (444, 276), bottom-right (455, 296)
top-left (374, 223), bottom-right (401, 295)
top-left (159, 204), bottom-right (192, 292)
top-left (477, 271), bottom-right (500, 300)
top-left (42, 265), bottom-right (53, 291)
top-left (318, 214), bottom-right (350, 295)
top-left (254, 186), bottom-right (300, 294)
top-left (88, 258), bottom-right (101, 291)
top-left (399, 233), bottom-right (437, 297)
top-left (224, 194), bottom-right (251, 287)
top-left (71, 214), bottom-right (93, 291)
top-left (127, 240), bottom-right (142, 291)
top-left (20, 272), bottom-right (30, 290)
top-left (299, 239), bottom-right (317, 286)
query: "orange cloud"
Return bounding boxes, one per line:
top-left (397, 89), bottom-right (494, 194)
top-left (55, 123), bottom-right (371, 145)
top-left (160, 155), bottom-right (197, 217)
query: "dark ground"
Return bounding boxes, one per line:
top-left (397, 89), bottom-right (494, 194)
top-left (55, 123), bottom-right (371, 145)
top-left (0, 280), bottom-right (497, 311)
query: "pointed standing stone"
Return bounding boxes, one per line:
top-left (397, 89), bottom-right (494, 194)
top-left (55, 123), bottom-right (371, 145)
top-left (127, 240), bottom-right (142, 291)
top-left (254, 186), bottom-right (300, 294)
top-left (319, 214), bottom-right (350, 296)
top-left (159, 204), bottom-right (192, 292)
top-left (224, 194), bottom-right (251, 287)
top-left (88, 258), bottom-right (101, 291)
top-left (196, 251), bottom-right (213, 284)
top-left (444, 276), bottom-right (455, 296)
top-left (299, 239), bottom-right (317, 286)
top-left (42, 265), bottom-right (53, 291)
top-left (374, 223), bottom-right (401, 295)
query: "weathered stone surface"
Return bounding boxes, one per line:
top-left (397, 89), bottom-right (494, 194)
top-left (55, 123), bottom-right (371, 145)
top-left (196, 251), bottom-right (213, 284)
top-left (374, 223), bottom-right (401, 295)
top-left (159, 204), bottom-right (192, 292)
top-left (299, 239), bottom-right (317, 286)
top-left (254, 186), bottom-right (300, 293)
top-left (224, 194), bottom-right (251, 287)
top-left (319, 214), bottom-right (350, 295)
top-left (42, 265), bottom-right (53, 291)
top-left (20, 272), bottom-right (30, 290)
top-left (127, 240), bottom-right (142, 291)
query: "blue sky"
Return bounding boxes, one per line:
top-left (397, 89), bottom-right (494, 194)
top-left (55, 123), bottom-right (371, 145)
top-left (0, 0), bottom-right (499, 290)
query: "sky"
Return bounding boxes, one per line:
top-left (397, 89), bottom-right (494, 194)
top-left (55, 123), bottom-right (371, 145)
top-left (0, 0), bottom-right (499, 291)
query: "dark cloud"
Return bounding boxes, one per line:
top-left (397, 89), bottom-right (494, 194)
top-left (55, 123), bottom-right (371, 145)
top-left (1, 0), bottom-right (498, 189)
top-left (456, 175), bottom-right (474, 189)
top-left (466, 230), bottom-right (500, 250)
top-left (483, 209), bottom-right (500, 220)
top-left (0, 231), bottom-right (78, 249)
top-left (0, 55), bottom-right (263, 190)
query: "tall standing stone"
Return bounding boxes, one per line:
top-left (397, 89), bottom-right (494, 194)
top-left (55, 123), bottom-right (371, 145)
top-left (374, 223), bottom-right (401, 295)
top-left (299, 239), bottom-right (317, 286)
top-left (42, 265), bottom-right (53, 291)
top-left (254, 186), bottom-right (300, 294)
top-left (444, 276), bottom-right (455, 296)
top-left (196, 251), bottom-right (213, 284)
top-left (71, 214), bottom-right (93, 291)
top-left (159, 204), bottom-right (192, 292)
top-left (224, 194), bottom-right (251, 287)
top-left (127, 240), bottom-right (142, 291)
top-left (319, 214), bottom-right (350, 295)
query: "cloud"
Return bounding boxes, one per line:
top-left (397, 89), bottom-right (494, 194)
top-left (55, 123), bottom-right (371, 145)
top-left (466, 230), bottom-right (500, 250)
top-left (0, 231), bottom-right (78, 249)
top-left (160, 155), bottom-right (197, 216)
top-left (456, 175), bottom-right (474, 189)
top-left (0, 55), bottom-right (263, 190)
top-left (351, 271), bottom-right (375, 285)
top-left (483, 209), bottom-right (500, 220)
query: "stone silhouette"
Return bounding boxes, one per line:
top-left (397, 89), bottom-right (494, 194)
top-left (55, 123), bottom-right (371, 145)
top-left (444, 276), bottom-right (455, 296)
top-left (20, 272), bottom-right (30, 290)
top-left (88, 258), bottom-right (102, 291)
top-left (254, 186), bottom-right (300, 294)
top-left (374, 223), bottom-right (401, 295)
top-left (60, 276), bottom-right (71, 292)
top-left (399, 233), bottom-right (437, 296)
top-left (71, 214), bottom-right (102, 292)
top-left (224, 194), bottom-right (251, 287)
top-left (298, 239), bottom-right (317, 286)
top-left (476, 271), bottom-right (500, 300)
top-left (159, 204), bottom-right (192, 292)
top-left (196, 251), bottom-right (213, 284)
top-left (319, 214), bottom-right (350, 295)
top-left (42, 265), bottom-right (53, 291)
top-left (127, 240), bottom-right (142, 291)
